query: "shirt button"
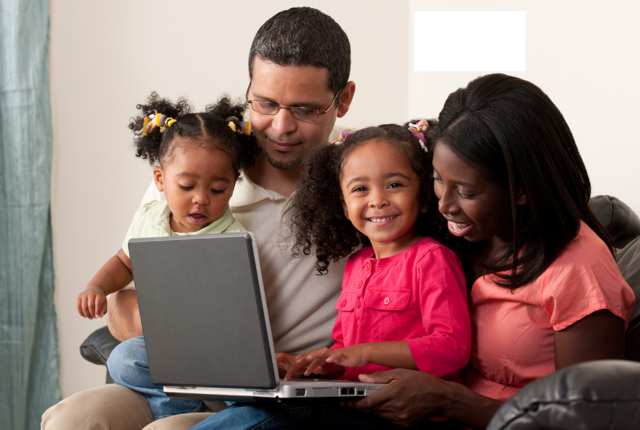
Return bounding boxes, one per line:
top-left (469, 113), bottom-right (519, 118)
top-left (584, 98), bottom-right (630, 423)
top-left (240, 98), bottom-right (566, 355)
top-left (383, 297), bottom-right (390, 305)
top-left (342, 300), bottom-right (346, 307)
top-left (358, 280), bottom-right (364, 289)
top-left (357, 300), bottom-right (361, 309)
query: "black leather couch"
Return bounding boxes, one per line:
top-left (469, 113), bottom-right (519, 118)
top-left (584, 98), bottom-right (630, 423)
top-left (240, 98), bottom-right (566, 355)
top-left (80, 195), bottom-right (640, 428)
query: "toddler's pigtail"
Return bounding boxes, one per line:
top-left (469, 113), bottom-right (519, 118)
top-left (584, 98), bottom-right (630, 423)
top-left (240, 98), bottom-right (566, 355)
top-left (129, 92), bottom-right (192, 165)
top-left (205, 97), bottom-right (260, 172)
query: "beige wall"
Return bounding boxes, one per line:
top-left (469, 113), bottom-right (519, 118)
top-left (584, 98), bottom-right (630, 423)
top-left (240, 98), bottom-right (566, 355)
top-left (50, 0), bottom-right (640, 397)
top-left (408, 0), bottom-right (640, 210)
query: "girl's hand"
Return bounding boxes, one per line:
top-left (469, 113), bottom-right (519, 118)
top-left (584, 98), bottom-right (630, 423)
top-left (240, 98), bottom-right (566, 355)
top-left (283, 346), bottom-right (365, 381)
top-left (76, 287), bottom-right (107, 319)
top-left (275, 353), bottom-right (306, 379)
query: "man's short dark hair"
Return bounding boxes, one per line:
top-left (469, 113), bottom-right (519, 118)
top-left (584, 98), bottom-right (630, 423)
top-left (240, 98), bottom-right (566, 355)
top-left (249, 7), bottom-right (351, 95)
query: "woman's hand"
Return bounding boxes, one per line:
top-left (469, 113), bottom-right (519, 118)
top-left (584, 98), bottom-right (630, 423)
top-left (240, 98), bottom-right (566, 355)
top-left (345, 369), bottom-right (502, 430)
top-left (343, 369), bottom-right (448, 427)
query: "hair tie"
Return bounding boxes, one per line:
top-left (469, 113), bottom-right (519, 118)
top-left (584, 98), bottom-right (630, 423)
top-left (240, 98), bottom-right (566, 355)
top-left (140, 111), bottom-right (176, 136)
top-left (227, 116), bottom-right (251, 136)
top-left (332, 130), bottom-right (351, 145)
top-left (407, 120), bottom-right (429, 153)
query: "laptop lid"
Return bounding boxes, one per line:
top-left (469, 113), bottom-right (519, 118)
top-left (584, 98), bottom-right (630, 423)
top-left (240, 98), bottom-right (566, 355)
top-left (129, 232), bottom-right (279, 389)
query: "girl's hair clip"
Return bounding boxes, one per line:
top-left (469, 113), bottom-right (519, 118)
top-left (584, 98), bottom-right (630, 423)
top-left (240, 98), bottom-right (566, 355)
top-left (227, 116), bottom-right (251, 136)
top-left (332, 130), bottom-right (352, 145)
top-left (407, 120), bottom-right (429, 153)
top-left (141, 111), bottom-right (176, 136)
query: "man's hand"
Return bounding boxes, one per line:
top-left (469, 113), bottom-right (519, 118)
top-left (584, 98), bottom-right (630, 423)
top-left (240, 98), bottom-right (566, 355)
top-left (77, 286), bottom-right (107, 319)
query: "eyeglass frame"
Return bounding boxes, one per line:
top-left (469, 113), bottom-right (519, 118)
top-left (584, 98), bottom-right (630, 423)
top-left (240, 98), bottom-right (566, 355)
top-left (245, 83), bottom-right (341, 122)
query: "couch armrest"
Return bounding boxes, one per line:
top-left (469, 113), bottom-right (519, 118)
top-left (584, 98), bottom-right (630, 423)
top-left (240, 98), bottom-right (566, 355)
top-left (487, 360), bottom-right (640, 430)
top-left (80, 326), bottom-right (121, 366)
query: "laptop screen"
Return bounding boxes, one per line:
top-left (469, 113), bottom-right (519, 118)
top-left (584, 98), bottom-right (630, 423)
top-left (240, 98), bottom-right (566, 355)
top-left (129, 233), bottom-right (277, 389)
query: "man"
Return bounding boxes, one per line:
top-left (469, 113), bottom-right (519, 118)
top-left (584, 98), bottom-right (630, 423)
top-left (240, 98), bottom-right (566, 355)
top-left (42, 7), bottom-right (355, 430)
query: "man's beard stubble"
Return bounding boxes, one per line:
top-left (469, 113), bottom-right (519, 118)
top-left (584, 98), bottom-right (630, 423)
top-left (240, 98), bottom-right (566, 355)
top-left (264, 150), bottom-right (303, 171)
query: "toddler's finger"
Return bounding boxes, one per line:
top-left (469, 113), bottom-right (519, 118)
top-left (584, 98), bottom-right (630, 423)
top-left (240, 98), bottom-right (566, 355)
top-left (76, 297), bottom-right (85, 317)
top-left (95, 296), bottom-right (105, 318)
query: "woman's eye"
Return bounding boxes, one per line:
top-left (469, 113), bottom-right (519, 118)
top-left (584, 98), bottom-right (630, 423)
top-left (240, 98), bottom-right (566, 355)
top-left (179, 185), bottom-right (194, 191)
top-left (458, 191), bottom-right (473, 199)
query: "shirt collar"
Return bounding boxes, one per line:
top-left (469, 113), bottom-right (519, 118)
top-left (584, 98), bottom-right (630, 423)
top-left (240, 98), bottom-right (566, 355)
top-left (229, 171), bottom-right (287, 208)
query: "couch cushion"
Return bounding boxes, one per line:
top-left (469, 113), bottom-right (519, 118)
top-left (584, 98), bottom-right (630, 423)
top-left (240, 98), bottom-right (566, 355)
top-left (487, 360), bottom-right (640, 430)
top-left (589, 195), bottom-right (640, 249)
top-left (616, 236), bottom-right (640, 360)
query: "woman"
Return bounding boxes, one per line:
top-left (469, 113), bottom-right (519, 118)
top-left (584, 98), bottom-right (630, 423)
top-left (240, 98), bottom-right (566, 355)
top-left (346, 74), bottom-right (635, 429)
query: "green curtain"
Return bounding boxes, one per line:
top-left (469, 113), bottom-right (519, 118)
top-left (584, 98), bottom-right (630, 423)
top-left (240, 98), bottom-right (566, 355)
top-left (0, 1), bottom-right (61, 429)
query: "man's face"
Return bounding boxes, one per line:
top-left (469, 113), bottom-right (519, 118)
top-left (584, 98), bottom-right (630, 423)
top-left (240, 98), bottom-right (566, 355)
top-left (248, 57), bottom-right (348, 171)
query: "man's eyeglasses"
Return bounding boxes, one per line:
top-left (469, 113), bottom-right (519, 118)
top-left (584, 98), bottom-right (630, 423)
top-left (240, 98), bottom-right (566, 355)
top-left (246, 85), bottom-right (341, 122)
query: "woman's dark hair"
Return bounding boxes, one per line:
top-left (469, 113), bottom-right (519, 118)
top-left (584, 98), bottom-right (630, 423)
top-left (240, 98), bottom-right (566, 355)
top-left (287, 121), bottom-right (459, 275)
top-left (129, 92), bottom-right (260, 176)
top-left (430, 73), bottom-right (613, 289)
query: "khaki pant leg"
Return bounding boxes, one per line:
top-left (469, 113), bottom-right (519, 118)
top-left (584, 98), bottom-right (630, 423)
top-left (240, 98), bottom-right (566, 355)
top-left (41, 384), bottom-right (154, 430)
top-left (142, 412), bottom-right (215, 430)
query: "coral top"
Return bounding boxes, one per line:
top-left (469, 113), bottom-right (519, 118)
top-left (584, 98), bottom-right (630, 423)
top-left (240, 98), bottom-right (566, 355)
top-left (332, 237), bottom-right (472, 381)
top-left (466, 221), bottom-right (635, 401)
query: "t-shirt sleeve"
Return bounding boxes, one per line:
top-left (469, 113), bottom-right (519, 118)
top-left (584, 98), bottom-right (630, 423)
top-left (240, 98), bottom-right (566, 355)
top-left (539, 236), bottom-right (635, 331)
top-left (122, 203), bottom-right (154, 257)
top-left (406, 245), bottom-right (472, 379)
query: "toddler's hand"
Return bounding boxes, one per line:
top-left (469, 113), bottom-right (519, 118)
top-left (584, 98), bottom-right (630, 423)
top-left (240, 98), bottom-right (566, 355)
top-left (76, 287), bottom-right (107, 319)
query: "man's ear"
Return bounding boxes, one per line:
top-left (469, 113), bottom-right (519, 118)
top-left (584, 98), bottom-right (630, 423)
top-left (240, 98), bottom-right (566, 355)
top-left (340, 196), bottom-right (351, 221)
top-left (336, 81), bottom-right (356, 118)
top-left (153, 167), bottom-right (165, 192)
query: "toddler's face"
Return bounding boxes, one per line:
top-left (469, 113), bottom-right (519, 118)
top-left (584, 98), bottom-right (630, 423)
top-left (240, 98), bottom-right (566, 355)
top-left (154, 141), bottom-right (236, 233)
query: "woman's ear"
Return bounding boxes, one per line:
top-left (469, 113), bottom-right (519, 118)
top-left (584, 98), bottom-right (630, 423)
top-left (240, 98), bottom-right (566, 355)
top-left (153, 167), bottom-right (165, 192)
top-left (516, 187), bottom-right (528, 206)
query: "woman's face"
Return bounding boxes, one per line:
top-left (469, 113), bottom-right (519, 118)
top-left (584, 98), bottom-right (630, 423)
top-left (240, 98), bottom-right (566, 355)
top-left (432, 143), bottom-right (515, 252)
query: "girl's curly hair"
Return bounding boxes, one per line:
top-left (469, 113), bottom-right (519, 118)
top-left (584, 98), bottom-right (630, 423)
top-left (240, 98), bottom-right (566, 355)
top-left (128, 92), bottom-right (260, 176)
top-left (286, 120), bottom-right (463, 276)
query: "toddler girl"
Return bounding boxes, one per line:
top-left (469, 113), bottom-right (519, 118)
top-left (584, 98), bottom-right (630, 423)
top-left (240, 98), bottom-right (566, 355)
top-left (189, 122), bottom-right (472, 429)
top-left (76, 92), bottom-right (258, 320)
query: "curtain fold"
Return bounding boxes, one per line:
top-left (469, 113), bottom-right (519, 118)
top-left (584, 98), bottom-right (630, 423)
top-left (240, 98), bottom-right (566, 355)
top-left (0, 1), bottom-right (61, 429)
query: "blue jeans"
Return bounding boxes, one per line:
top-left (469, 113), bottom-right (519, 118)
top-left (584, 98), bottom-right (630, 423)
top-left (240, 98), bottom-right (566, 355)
top-left (107, 336), bottom-right (207, 419)
top-left (188, 402), bottom-right (446, 430)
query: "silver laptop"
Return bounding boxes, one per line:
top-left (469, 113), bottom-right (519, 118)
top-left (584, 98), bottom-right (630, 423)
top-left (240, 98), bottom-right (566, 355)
top-left (128, 232), bottom-right (384, 401)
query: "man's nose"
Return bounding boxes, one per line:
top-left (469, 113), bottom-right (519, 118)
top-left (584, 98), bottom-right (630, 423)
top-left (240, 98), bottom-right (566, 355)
top-left (271, 108), bottom-right (297, 136)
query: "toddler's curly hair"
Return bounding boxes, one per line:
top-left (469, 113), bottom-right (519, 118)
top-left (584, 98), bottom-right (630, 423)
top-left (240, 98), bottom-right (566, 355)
top-left (128, 92), bottom-right (260, 177)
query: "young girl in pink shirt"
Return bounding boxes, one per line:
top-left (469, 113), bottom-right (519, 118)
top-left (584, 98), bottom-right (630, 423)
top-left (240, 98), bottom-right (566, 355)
top-left (279, 122), bottom-right (472, 382)
top-left (189, 122), bottom-right (472, 430)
